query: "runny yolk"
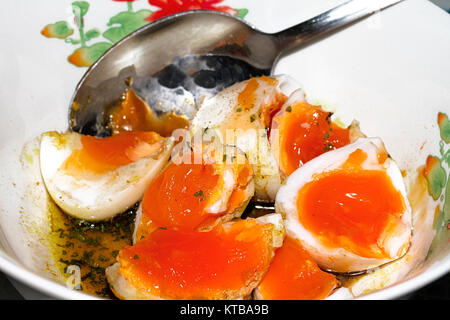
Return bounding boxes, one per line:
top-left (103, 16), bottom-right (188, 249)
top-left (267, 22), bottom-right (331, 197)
top-left (138, 147), bottom-right (253, 236)
top-left (274, 102), bottom-right (350, 176)
top-left (108, 88), bottom-right (189, 137)
top-left (257, 237), bottom-right (339, 300)
top-left (140, 161), bottom-right (220, 234)
top-left (62, 131), bottom-right (163, 176)
top-left (118, 220), bottom-right (273, 299)
top-left (297, 168), bottom-right (406, 259)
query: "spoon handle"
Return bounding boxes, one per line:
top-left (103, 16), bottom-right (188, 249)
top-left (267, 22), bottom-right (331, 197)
top-left (274, 0), bottom-right (403, 53)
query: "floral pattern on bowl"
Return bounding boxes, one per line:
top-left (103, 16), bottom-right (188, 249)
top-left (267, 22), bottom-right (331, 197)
top-left (41, 0), bottom-right (248, 67)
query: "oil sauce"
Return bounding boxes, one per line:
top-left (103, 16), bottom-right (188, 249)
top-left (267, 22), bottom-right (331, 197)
top-left (48, 200), bottom-right (137, 298)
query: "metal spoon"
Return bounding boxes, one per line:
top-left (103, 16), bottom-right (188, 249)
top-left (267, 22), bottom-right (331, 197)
top-left (69, 0), bottom-right (403, 137)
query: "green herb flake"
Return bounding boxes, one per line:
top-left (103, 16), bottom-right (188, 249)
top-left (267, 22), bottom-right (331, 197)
top-left (194, 190), bottom-right (206, 200)
top-left (286, 106), bottom-right (292, 112)
top-left (98, 255), bottom-right (110, 262)
top-left (325, 112), bottom-right (333, 125)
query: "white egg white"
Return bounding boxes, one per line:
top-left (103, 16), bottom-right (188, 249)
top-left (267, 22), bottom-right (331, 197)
top-left (39, 131), bottom-right (174, 221)
top-left (275, 137), bottom-right (412, 273)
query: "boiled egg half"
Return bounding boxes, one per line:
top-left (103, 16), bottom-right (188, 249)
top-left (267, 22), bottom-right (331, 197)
top-left (133, 142), bottom-right (254, 241)
top-left (107, 214), bottom-right (285, 300)
top-left (270, 89), bottom-right (364, 179)
top-left (40, 131), bottom-right (174, 221)
top-left (276, 137), bottom-right (412, 273)
top-left (192, 75), bottom-right (299, 201)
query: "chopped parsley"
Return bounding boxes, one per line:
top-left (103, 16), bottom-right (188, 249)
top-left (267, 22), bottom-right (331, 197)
top-left (194, 190), bottom-right (206, 200)
top-left (325, 112), bottom-right (333, 125)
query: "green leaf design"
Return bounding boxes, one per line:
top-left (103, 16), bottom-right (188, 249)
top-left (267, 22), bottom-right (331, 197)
top-left (65, 38), bottom-right (81, 45)
top-left (41, 21), bottom-right (74, 39)
top-left (72, 1), bottom-right (90, 19)
top-left (236, 8), bottom-right (249, 19)
top-left (68, 42), bottom-right (112, 67)
top-left (102, 9), bottom-right (151, 44)
top-left (424, 155), bottom-right (447, 200)
top-left (85, 42), bottom-right (112, 62)
top-left (438, 112), bottom-right (450, 144)
top-left (426, 112), bottom-right (450, 261)
top-left (85, 28), bottom-right (101, 41)
top-left (102, 27), bottom-right (125, 45)
top-left (444, 173), bottom-right (450, 222)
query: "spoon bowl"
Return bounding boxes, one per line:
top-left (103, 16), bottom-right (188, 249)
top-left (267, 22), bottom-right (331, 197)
top-left (69, 0), bottom-right (403, 137)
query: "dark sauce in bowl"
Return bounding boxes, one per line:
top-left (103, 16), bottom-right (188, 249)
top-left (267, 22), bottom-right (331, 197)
top-left (48, 201), bottom-right (138, 298)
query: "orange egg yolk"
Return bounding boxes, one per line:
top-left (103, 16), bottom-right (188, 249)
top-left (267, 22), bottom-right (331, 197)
top-left (138, 159), bottom-right (252, 236)
top-left (296, 166), bottom-right (406, 259)
top-left (274, 102), bottom-right (350, 176)
top-left (62, 131), bottom-right (163, 176)
top-left (108, 88), bottom-right (189, 137)
top-left (258, 236), bottom-right (339, 300)
top-left (118, 220), bottom-right (273, 299)
top-left (140, 161), bottom-right (219, 233)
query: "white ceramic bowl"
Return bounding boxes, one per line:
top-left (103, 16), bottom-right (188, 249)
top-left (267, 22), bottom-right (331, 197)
top-left (0, 0), bottom-right (449, 299)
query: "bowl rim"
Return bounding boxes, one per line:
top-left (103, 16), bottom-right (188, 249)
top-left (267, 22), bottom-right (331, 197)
top-left (0, 253), bottom-right (98, 300)
top-left (0, 248), bottom-right (449, 300)
top-left (359, 257), bottom-right (450, 300)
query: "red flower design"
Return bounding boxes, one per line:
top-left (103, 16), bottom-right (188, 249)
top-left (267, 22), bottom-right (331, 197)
top-left (146, 0), bottom-right (237, 21)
